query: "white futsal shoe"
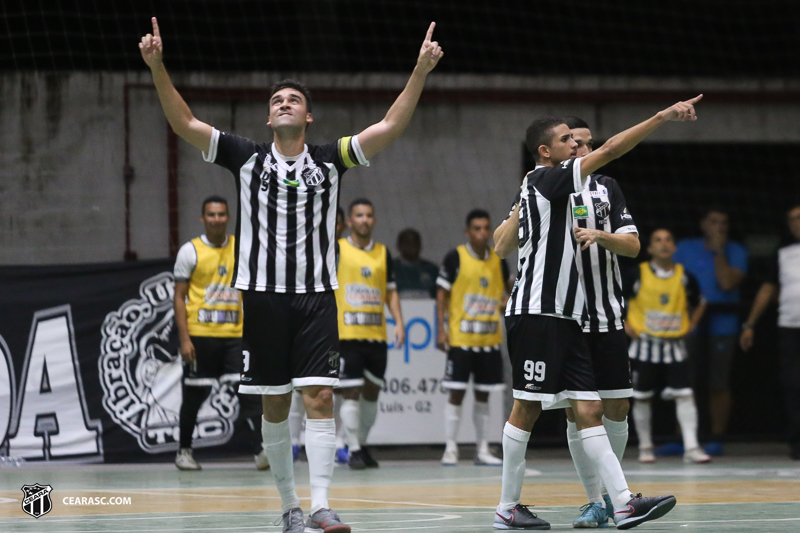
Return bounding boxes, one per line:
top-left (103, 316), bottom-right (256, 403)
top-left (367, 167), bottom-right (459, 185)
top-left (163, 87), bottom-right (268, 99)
top-left (175, 448), bottom-right (201, 470)
top-left (475, 443), bottom-right (503, 466)
top-left (254, 447), bottom-right (270, 470)
top-left (638, 447), bottom-right (655, 464)
top-left (441, 447), bottom-right (459, 466)
top-left (683, 447), bottom-right (711, 464)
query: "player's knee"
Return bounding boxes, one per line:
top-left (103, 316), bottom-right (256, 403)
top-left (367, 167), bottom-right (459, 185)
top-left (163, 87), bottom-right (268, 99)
top-left (303, 386), bottom-right (334, 417)
top-left (448, 389), bottom-right (466, 405)
top-left (575, 400), bottom-right (604, 426)
top-left (474, 390), bottom-right (490, 403)
top-left (602, 398), bottom-right (630, 420)
top-left (341, 387), bottom-right (360, 401)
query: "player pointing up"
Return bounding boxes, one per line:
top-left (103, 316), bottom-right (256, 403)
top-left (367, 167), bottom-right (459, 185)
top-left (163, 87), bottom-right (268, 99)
top-left (140, 17), bottom-right (442, 533)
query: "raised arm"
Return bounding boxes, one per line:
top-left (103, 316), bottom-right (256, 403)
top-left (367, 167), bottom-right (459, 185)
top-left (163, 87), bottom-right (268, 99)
top-left (580, 95), bottom-right (703, 178)
top-left (357, 22), bottom-right (444, 160)
top-left (139, 17), bottom-right (213, 152)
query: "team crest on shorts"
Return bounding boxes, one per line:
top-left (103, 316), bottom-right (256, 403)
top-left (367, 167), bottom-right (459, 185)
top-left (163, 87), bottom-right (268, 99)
top-left (21, 484), bottom-right (53, 518)
top-left (98, 272), bottom-right (239, 453)
top-left (328, 351), bottom-right (340, 369)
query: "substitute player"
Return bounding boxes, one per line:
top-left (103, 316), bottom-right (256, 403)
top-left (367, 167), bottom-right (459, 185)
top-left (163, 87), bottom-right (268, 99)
top-left (173, 196), bottom-right (268, 471)
top-left (335, 198), bottom-right (404, 470)
top-left (492, 96), bottom-right (703, 530)
top-left (436, 209), bottom-right (511, 466)
top-left (140, 17), bottom-right (442, 533)
top-left (556, 117), bottom-right (640, 528)
top-left (625, 229), bottom-right (711, 465)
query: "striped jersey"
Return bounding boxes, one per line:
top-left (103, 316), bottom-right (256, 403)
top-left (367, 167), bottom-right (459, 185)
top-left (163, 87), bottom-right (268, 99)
top-left (571, 175), bottom-right (638, 333)
top-left (203, 128), bottom-right (368, 293)
top-left (505, 158), bottom-right (587, 319)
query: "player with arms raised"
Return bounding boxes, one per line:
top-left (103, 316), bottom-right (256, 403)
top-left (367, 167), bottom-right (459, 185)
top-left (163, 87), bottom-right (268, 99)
top-left (140, 17), bottom-right (442, 533)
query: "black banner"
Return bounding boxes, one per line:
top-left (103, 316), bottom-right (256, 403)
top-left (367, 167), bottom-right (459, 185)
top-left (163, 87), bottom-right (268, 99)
top-left (0, 260), bottom-right (246, 462)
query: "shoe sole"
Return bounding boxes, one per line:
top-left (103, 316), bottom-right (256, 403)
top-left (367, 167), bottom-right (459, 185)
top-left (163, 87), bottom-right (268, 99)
top-left (475, 460), bottom-right (503, 466)
top-left (442, 462), bottom-right (457, 466)
top-left (305, 524), bottom-right (351, 533)
top-left (615, 497), bottom-right (676, 530)
top-left (573, 520), bottom-right (609, 528)
top-left (493, 522), bottom-right (550, 530)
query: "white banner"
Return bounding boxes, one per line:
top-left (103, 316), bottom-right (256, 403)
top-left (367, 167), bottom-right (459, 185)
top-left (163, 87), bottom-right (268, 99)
top-left (366, 300), bottom-right (506, 445)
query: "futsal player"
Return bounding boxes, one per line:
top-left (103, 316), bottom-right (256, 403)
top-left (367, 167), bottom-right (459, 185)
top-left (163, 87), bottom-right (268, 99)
top-left (335, 198), bottom-right (404, 469)
top-left (555, 117), bottom-right (641, 528)
top-left (140, 17), bottom-right (442, 533)
top-left (436, 209), bottom-right (511, 466)
top-left (173, 196), bottom-right (268, 471)
top-left (625, 229), bottom-right (711, 465)
top-left (492, 95), bottom-right (702, 530)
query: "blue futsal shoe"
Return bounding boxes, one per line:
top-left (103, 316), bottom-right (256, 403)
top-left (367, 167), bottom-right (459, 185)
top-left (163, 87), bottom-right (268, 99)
top-left (573, 502), bottom-right (609, 528)
top-left (603, 494), bottom-right (614, 522)
top-left (335, 446), bottom-right (349, 465)
top-left (292, 444), bottom-right (299, 462)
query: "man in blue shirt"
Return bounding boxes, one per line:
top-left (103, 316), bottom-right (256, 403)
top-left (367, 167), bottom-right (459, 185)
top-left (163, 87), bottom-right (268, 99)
top-left (674, 208), bottom-right (747, 453)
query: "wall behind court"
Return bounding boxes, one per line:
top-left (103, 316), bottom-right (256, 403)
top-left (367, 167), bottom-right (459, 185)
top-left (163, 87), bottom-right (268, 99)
top-left (2, 71), bottom-right (799, 266)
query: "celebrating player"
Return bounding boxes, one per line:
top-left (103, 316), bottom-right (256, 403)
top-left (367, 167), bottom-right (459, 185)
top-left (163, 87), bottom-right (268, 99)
top-left (335, 198), bottom-right (404, 470)
top-left (140, 17), bottom-right (442, 533)
top-left (492, 95), bottom-right (702, 530)
top-left (436, 209), bottom-right (512, 466)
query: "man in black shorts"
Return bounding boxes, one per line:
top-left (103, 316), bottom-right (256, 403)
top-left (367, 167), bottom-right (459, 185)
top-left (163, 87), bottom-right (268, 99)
top-left (140, 17), bottom-right (442, 533)
top-left (491, 96), bottom-right (703, 530)
top-left (436, 209), bottom-right (512, 466)
top-left (173, 196), bottom-right (267, 471)
top-left (335, 199), bottom-right (404, 469)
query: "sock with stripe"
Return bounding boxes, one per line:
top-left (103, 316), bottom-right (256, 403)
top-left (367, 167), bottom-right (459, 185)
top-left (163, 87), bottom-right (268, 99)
top-left (497, 422), bottom-right (531, 513)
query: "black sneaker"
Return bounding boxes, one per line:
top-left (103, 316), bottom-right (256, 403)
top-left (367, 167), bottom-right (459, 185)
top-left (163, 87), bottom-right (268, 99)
top-left (614, 493), bottom-right (676, 530)
top-left (348, 449), bottom-right (367, 470)
top-left (360, 446), bottom-right (379, 468)
top-left (493, 504), bottom-right (550, 530)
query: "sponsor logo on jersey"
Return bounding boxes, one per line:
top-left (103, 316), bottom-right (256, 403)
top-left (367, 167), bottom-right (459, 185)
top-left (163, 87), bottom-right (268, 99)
top-left (344, 312), bottom-right (383, 326)
top-left (459, 319), bottom-right (499, 335)
top-left (99, 273), bottom-right (238, 453)
top-left (463, 294), bottom-right (499, 317)
top-left (361, 267), bottom-right (372, 278)
top-left (345, 284), bottom-right (382, 307)
top-left (573, 206), bottom-right (589, 219)
top-left (203, 283), bottom-right (240, 305)
top-left (21, 484), bottom-right (53, 518)
top-left (644, 311), bottom-right (683, 333)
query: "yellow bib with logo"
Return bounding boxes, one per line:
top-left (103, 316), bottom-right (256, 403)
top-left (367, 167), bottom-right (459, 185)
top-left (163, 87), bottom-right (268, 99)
top-left (186, 236), bottom-right (242, 337)
top-left (627, 262), bottom-right (690, 338)
top-left (335, 239), bottom-right (388, 341)
top-left (448, 245), bottom-right (504, 348)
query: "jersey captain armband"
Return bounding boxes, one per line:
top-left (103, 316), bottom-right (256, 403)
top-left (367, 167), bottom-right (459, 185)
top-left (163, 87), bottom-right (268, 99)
top-left (337, 136), bottom-right (370, 168)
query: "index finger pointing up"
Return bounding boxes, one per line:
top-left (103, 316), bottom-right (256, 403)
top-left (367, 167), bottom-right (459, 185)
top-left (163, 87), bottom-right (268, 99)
top-left (152, 17), bottom-right (160, 38)
top-left (425, 22), bottom-right (435, 42)
top-left (687, 94), bottom-right (703, 105)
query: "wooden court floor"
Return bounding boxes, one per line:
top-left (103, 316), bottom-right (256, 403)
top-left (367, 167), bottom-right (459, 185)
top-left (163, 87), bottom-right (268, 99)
top-left (2, 450), bottom-right (800, 531)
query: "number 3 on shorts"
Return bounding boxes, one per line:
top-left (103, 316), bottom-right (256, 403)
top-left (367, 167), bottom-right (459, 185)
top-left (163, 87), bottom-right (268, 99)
top-left (523, 360), bottom-right (545, 382)
top-left (243, 350), bottom-right (250, 373)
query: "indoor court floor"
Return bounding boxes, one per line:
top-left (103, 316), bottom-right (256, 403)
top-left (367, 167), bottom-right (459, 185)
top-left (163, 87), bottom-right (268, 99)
top-left (2, 446), bottom-right (800, 532)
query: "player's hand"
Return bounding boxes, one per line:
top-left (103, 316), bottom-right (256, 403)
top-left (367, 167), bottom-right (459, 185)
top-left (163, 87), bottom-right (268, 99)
top-left (180, 339), bottom-right (196, 365)
top-left (436, 329), bottom-right (449, 352)
top-left (706, 232), bottom-right (726, 254)
top-left (659, 94), bottom-right (703, 122)
top-left (139, 17), bottom-right (163, 69)
top-left (740, 328), bottom-right (754, 352)
top-left (394, 324), bottom-right (406, 350)
top-left (416, 22), bottom-right (444, 74)
top-left (574, 227), bottom-right (602, 250)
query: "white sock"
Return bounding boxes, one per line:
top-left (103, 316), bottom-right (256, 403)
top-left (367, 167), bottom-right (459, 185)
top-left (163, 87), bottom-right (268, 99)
top-left (497, 422), bottom-right (530, 513)
top-left (675, 396), bottom-right (700, 451)
top-left (579, 426), bottom-right (631, 510)
top-left (473, 400), bottom-right (490, 452)
top-left (632, 400), bottom-right (653, 450)
top-left (567, 421), bottom-right (603, 504)
top-left (334, 393), bottom-right (345, 449)
top-left (288, 393), bottom-right (305, 446)
top-left (444, 403), bottom-right (462, 451)
top-left (603, 416), bottom-right (629, 462)
top-left (359, 398), bottom-right (378, 445)
top-left (261, 417), bottom-right (301, 512)
top-left (340, 399), bottom-right (361, 452)
top-left (305, 418), bottom-right (336, 514)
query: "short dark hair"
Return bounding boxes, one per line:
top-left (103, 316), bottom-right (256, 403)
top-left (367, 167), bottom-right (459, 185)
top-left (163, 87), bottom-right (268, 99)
top-left (348, 198), bottom-right (373, 215)
top-left (466, 208), bottom-right (491, 227)
top-left (525, 116), bottom-right (566, 162)
top-left (701, 206), bottom-right (729, 220)
top-left (649, 227), bottom-right (674, 244)
top-left (202, 195), bottom-right (228, 215)
top-left (269, 79), bottom-right (313, 112)
top-left (397, 228), bottom-right (421, 246)
top-left (562, 116), bottom-right (590, 130)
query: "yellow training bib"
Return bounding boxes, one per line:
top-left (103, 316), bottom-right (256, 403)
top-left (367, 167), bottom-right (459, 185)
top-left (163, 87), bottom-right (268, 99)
top-left (335, 238), bottom-right (389, 341)
top-left (448, 245), bottom-right (504, 348)
top-left (627, 262), bottom-right (690, 338)
top-left (186, 236), bottom-right (242, 337)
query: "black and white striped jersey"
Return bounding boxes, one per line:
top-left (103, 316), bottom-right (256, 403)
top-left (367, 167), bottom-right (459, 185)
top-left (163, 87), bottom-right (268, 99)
top-left (203, 128), bottom-right (368, 293)
top-left (505, 158), bottom-right (587, 320)
top-left (571, 175), bottom-right (638, 333)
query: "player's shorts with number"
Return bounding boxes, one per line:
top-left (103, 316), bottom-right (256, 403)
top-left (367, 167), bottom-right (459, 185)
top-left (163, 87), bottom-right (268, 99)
top-left (239, 291), bottom-right (340, 394)
top-left (442, 347), bottom-right (504, 391)
top-left (338, 339), bottom-right (388, 388)
top-left (505, 314), bottom-right (598, 409)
